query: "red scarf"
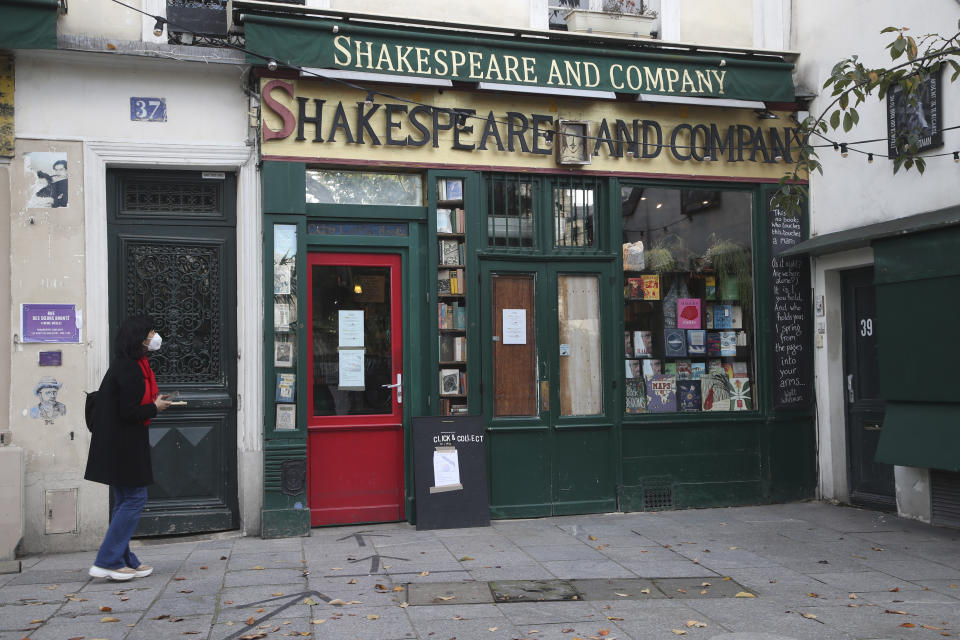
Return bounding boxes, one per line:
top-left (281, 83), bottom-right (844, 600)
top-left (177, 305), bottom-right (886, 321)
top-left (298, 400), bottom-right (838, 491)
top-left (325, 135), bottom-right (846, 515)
top-left (137, 357), bottom-right (159, 425)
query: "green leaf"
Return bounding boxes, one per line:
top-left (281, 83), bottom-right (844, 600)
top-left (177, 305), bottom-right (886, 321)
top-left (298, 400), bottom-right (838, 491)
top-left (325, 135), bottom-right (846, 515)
top-left (880, 26), bottom-right (900, 33)
top-left (850, 108), bottom-right (859, 125)
top-left (829, 110), bottom-right (841, 130)
top-left (842, 112), bottom-right (853, 132)
top-left (839, 92), bottom-right (849, 109)
top-left (916, 157), bottom-right (926, 174)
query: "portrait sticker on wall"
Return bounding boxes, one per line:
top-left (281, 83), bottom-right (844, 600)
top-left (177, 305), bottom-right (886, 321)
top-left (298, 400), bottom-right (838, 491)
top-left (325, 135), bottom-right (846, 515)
top-left (25, 152), bottom-right (69, 209)
top-left (557, 120), bottom-right (591, 165)
top-left (29, 376), bottom-right (66, 425)
top-left (887, 71), bottom-right (942, 157)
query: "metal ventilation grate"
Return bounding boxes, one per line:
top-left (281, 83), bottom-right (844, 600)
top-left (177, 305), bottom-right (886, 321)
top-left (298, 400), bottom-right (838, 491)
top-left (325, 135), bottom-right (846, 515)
top-left (642, 477), bottom-right (674, 510)
top-left (932, 470), bottom-right (960, 529)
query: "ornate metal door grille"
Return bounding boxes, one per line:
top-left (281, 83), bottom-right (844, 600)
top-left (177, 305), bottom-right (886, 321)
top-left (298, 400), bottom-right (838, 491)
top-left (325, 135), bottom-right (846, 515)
top-left (123, 181), bottom-right (220, 214)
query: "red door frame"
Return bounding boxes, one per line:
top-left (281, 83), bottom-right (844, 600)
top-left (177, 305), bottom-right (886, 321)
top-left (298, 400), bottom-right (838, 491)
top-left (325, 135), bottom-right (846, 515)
top-left (306, 252), bottom-right (404, 525)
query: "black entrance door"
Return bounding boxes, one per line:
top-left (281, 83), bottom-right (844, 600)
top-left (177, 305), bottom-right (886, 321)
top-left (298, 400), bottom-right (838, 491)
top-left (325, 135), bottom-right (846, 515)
top-left (107, 169), bottom-right (239, 535)
top-left (841, 267), bottom-right (894, 510)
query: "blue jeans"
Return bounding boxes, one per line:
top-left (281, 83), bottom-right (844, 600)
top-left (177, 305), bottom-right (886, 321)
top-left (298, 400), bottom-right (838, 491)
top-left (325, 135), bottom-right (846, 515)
top-left (93, 485), bottom-right (146, 570)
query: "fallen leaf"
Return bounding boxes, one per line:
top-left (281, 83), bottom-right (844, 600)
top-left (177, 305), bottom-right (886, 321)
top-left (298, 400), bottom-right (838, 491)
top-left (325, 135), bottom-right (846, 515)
top-left (807, 592), bottom-right (819, 598)
top-left (607, 616), bottom-right (624, 621)
top-left (99, 606), bottom-right (112, 612)
top-left (459, 556), bottom-right (475, 561)
top-left (686, 620), bottom-right (707, 628)
top-left (701, 582), bottom-right (711, 587)
top-left (435, 595), bottom-right (456, 601)
top-left (588, 535), bottom-right (597, 541)
top-left (303, 598), bottom-right (318, 605)
top-left (454, 615), bottom-right (465, 620)
top-left (923, 625), bottom-right (945, 630)
top-left (272, 592), bottom-right (283, 597)
top-left (700, 590), bottom-right (708, 595)
top-left (179, 590), bottom-right (194, 594)
top-left (418, 571), bottom-right (430, 576)
top-left (734, 592), bottom-right (756, 598)
top-left (173, 577), bottom-right (186, 581)
top-left (676, 588), bottom-right (686, 594)
top-left (728, 546), bottom-right (738, 550)
top-left (392, 586), bottom-right (404, 592)
top-left (848, 603), bottom-right (860, 608)
top-left (348, 579), bottom-right (357, 584)
top-left (488, 627), bottom-right (499, 632)
top-left (872, 547), bottom-right (884, 551)
top-left (848, 593), bottom-right (858, 599)
top-left (801, 613), bottom-right (817, 620)
top-left (223, 600), bottom-right (233, 605)
top-left (562, 629), bottom-right (575, 633)
top-left (900, 623), bottom-right (917, 628)
top-left (722, 576), bottom-right (732, 581)
top-left (183, 632), bottom-right (201, 635)
top-left (100, 617), bottom-right (120, 623)
top-left (889, 587), bottom-right (900, 592)
top-left (615, 592), bottom-right (631, 597)
top-left (310, 619), bottom-right (326, 624)
top-left (30, 618), bottom-right (45, 624)
top-left (366, 614), bottom-right (380, 620)
top-left (346, 600), bottom-right (362, 605)
top-left (885, 610), bottom-right (909, 615)
top-left (46, 585), bottom-right (59, 590)
top-left (597, 630), bottom-right (610, 637)
top-left (200, 566), bottom-right (207, 570)
top-left (251, 565), bottom-right (264, 570)
top-left (255, 609), bottom-right (265, 613)
top-left (596, 544), bottom-right (609, 550)
top-left (399, 601), bottom-right (409, 608)
top-left (153, 615), bottom-right (170, 620)
top-left (328, 599), bottom-right (346, 606)
top-left (640, 588), bottom-right (651, 594)
top-left (119, 597), bottom-right (129, 602)
top-left (245, 616), bottom-right (256, 625)
top-left (331, 567), bottom-right (343, 571)
top-left (238, 634), bottom-right (267, 640)
top-left (671, 630), bottom-right (687, 636)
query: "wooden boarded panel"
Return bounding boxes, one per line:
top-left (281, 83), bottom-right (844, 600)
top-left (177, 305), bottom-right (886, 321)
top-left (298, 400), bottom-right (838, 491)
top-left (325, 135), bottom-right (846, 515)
top-left (492, 274), bottom-right (537, 417)
top-left (557, 274), bottom-right (602, 416)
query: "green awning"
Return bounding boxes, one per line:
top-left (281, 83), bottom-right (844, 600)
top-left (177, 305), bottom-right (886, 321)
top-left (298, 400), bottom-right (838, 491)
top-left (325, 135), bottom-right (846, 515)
top-left (876, 402), bottom-right (960, 472)
top-left (244, 14), bottom-right (795, 102)
top-left (0, 0), bottom-right (58, 50)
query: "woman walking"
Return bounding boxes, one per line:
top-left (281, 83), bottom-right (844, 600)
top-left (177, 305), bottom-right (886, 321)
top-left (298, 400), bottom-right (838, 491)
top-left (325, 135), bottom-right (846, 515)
top-left (85, 314), bottom-right (171, 580)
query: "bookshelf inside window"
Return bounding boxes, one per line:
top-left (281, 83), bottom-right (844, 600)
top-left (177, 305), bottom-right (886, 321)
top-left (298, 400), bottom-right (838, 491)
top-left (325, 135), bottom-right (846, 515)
top-left (436, 177), bottom-right (468, 416)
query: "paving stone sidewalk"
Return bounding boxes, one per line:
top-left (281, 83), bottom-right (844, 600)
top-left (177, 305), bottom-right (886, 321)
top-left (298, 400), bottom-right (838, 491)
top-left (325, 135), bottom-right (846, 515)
top-left (2, 501), bottom-right (960, 640)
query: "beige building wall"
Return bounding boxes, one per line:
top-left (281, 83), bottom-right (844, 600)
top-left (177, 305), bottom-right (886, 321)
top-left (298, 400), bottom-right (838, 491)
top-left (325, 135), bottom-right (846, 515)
top-left (673, 0), bottom-right (752, 47)
top-left (329, 0), bottom-right (538, 29)
top-left (59, 0), bottom-right (143, 41)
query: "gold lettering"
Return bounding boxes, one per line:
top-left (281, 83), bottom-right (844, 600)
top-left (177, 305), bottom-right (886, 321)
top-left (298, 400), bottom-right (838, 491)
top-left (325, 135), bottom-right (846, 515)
top-left (415, 47), bottom-right (431, 75)
top-left (547, 59), bottom-right (564, 85)
top-left (680, 69), bottom-right (696, 93)
top-left (666, 68), bottom-right (680, 92)
top-left (609, 63), bottom-right (624, 90)
top-left (626, 65), bottom-right (642, 90)
top-left (395, 45), bottom-right (415, 73)
top-left (695, 70), bottom-right (713, 94)
top-left (355, 40), bottom-right (373, 69)
top-left (503, 55), bottom-right (521, 82)
top-left (486, 54), bottom-right (504, 81)
top-left (644, 66), bottom-right (663, 92)
top-left (522, 56), bottom-right (537, 83)
top-left (333, 35), bottom-right (351, 66)
top-left (376, 44), bottom-right (394, 71)
top-left (468, 51), bottom-right (483, 78)
top-left (583, 61), bottom-right (600, 87)
top-left (710, 69), bottom-right (727, 94)
top-left (434, 49), bottom-right (449, 76)
top-left (563, 60), bottom-right (582, 87)
top-left (451, 50), bottom-right (467, 76)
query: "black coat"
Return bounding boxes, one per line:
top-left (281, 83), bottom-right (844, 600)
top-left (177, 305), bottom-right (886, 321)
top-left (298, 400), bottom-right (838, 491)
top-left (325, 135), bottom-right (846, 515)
top-left (84, 357), bottom-right (158, 487)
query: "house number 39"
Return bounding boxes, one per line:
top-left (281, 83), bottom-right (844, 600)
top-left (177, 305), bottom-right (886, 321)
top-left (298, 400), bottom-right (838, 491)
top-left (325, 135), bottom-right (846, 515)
top-left (859, 318), bottom-right (873, 337)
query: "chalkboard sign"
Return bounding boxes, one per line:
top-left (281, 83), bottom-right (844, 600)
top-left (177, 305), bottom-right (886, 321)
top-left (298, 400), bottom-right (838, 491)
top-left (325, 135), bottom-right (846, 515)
top-left (412, 415), bottom-right (490, 530)
top-left (768, 199), bottom-right (813, 409)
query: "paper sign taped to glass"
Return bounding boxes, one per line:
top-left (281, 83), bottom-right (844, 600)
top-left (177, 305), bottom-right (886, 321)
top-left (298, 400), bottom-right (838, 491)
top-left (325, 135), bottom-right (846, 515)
top-left (338, 348), bottom-right (365, 390)
top-left (430, 446), bottom-right (463, 493)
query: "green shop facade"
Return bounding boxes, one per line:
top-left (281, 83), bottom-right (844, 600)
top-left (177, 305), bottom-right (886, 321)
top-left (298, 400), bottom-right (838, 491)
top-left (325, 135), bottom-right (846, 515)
top-left (246, 11), bottom-right (817, 536)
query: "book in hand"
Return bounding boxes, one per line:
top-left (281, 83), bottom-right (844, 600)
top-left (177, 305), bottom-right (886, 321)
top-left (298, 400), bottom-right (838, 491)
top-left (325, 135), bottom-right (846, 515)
top-left (677, 379), bottom-right (701, 412)
top-left (687, 329), bottom-right (706, 355)
top-left (664, 328), bottom-right (687, 357)
top-left (624, 377), bottom-right (648, 414)
top-left (646, 374), bottom-right (677, 412)
top-left (677, 298), bottom-right (702, 329)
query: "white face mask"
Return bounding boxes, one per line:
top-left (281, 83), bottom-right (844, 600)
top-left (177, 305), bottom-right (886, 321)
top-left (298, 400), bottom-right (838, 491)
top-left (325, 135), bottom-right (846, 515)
top-left (147, 333), bottom-right (163, 351)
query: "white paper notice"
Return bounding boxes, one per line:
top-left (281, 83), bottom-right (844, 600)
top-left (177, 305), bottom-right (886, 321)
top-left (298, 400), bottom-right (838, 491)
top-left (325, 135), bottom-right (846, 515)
top-left (338, 349), bottom-right (365, 389)
top-left (338, 310), bottom-right (364, 348)
top-left (433, 447), bottom-right (461, 488)
top-left (502, 309), bottom-right (526, 344)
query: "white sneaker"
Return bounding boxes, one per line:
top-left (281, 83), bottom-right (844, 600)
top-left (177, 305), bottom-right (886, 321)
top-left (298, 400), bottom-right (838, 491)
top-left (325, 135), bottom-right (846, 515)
top-left (89, 565), bottom-right (137, 581)
top-left (133, 564), bottom-right (153, 578)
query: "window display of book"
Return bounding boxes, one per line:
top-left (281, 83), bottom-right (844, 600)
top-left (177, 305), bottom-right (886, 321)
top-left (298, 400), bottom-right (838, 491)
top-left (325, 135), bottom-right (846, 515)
top-left (435, 177), bottom-right (468, 415)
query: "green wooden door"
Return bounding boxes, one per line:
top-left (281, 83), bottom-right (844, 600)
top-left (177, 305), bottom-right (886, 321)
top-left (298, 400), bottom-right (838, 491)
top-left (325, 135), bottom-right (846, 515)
top-left (481, 260), bottom-right (618, 518)
top-left (107, 169), bottom-right (239, 535)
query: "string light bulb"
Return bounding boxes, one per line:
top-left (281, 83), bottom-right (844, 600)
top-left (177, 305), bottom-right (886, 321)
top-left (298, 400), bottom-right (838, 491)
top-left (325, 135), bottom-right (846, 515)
top-left (840, 143), bottom-right (849, 158)
top-left (867, 153), bottom-right (874, 163)
top-left (266, 59), bottom-right (278, 72)
top-left (833, 142), bottom-right (839, 152)
top-left (152, 17), bottom-right (165, 37)
top-left (364, 91), bottom-right (375, 107)
top-left (954, 151), bottom-right (959, 163)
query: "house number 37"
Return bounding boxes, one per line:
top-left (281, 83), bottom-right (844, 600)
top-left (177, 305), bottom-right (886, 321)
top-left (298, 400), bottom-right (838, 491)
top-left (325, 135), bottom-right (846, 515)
top-left (859, 318), bottom-right (873, 337)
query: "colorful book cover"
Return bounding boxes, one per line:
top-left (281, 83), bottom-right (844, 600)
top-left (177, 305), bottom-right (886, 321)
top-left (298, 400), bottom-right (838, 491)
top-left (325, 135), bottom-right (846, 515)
top-left (714, 304), bottom-right (733, 329)
top-left (444, 179), bottom-right (463, 200)
top-left (687, 329), bottom-right (706, 355)
top-left (275, 373), bottom-right (296, 403)
top-left (625, 377), bottom-right (648, 414)
top-left (690, 362), bottom-right (706, 380)
top-left (707, 359), bottom-right (723, 374)
top-left (677, 298), bottom-right (702, 329)
top-left (664, 328), bottom-right (687, 357)
top-left (642, 359), bottom-right (662, 379)
top-left (625, 359), bottom-right (641, 379)
top-left (454, 304), bottom-right (466, 330)
top-left (646, 374), bottom-right (677, 412)
top-left (706, 331), bottom-right (721, 356)
top-left (436, 208), bottom-right (453, 233)
top-left (705, 304), bottom-right (714, 329)
top-left (640, 274), bottom-right (660, 300)
top-left (439, 239), bottom-right (461, 265)
top-left (663, 362), bottom-right (677, 377)
top-left (721, 362), bottom-right (734, 379)
top-left (720, 274), bottom-right (739, 300)
top-left (730, 305), bottom-right (744, 329)
top-left (729, 376), bottom-right (752, 411)
top-left (675, 359), bottom-right (692, 380)
top-left (624, 331), bottom-right (632, 356)
top-left (633, 331), bottom-right (653, 358)
top-left (732, 361), bottom-right (748, 377)
top-left (719, 331), bottom-right (737, 357)
top-left (705, 274), bottom-right (716, 300)
top-left (701, 371), bottom-right (731, 411)
top-left (626, 278), bottom-right (644, 300)
top-left (677, 379), bottom-right (701, 412)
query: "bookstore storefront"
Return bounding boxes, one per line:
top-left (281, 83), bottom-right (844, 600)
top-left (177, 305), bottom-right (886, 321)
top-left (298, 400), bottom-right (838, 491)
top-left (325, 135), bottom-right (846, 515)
top-left (246, 14), bottom-right (817, 536)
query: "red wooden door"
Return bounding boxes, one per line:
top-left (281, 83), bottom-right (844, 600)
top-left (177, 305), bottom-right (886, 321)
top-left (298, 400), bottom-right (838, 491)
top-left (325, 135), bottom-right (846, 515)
top-left (306, 252), bottom-right (404, 526)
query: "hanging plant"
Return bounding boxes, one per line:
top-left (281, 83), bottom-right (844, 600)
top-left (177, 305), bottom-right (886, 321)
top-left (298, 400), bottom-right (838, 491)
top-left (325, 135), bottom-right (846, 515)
top-left (703, 234), bottom-right (753, 316)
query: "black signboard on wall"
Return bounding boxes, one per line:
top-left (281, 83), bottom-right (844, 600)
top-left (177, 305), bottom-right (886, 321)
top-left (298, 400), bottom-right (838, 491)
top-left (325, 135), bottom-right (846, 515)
top-left (768, 199), bottom-right (813, 409)
top-left (412, 415), bottom-right (490, 530)
top-left (886, 71), bottom-right (942, 158)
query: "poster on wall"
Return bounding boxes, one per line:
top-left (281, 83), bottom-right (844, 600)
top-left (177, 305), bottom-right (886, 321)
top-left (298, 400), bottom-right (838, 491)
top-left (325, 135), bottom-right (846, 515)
top-left (886, 71), bottom-right (942, 158)
top-left (24, 152), bottom-right (69, 209)
top-left (21, 304), bottom-right (81, 343)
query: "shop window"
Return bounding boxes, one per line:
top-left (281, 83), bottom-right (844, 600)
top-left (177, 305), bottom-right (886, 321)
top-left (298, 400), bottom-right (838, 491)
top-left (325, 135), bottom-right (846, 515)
top-left (554, 184), bottom-right (596, 248)
top-left (306, 170), bottom-right (422, 206)
top-left (621, 187), bottom-right (754, 414)
top-left (273, 224), bottom-right (298, 431)
top-left (486, 175), bottom-right (534, 248)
